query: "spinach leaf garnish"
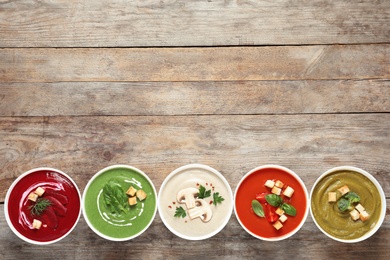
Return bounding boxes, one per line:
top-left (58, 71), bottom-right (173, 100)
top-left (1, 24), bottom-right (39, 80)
top-left (102, 181), bottom-right (129, 215)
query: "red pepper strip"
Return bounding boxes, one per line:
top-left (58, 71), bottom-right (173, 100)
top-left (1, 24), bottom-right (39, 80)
top-left (264, 203), bottom-right (279, 223)
top-left (255, 192), bottom-right (268, 203)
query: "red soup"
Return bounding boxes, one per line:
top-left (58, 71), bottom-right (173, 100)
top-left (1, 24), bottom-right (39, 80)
top-left (6, 169), bottom-right (81, 243)
top-left (235, 166), bottom-right (308, 239)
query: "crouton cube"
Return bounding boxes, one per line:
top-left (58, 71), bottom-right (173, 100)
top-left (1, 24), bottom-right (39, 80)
top-left (350, 209), bottom-right (360, 221)
top-left (28, 192), bottom-right (38, 202)
top-left (337, 185), bottom-right (350, 196)
top-left (271, 186), bottom-right (281, 195)
top-left (32, 219), bottom-right (42, 229)
top-left (275, 180), bottom-right (284, 188)
top-left (355, 203), bottom-right (365, 213)
top-left (328, 192), bottom-right (337, 202)
top-left (273, 220), bottom-right (283, 230)
top-left (360, 211), bottom-right (370, 222)
top-left (265, 180), bottom-right (275, 189)
top-left (128, 196), bottom-right (137, 206)
top-left (34, 187), bottom-right (45, 197)
top-left (275, 207), bottom-right (284, 216)
top-left (136, 189), bottom-right (147, 201)
top-left (283, 186), bottom-right (295, 198)
top-left (279, 214), bottom-right (288, 223)
top-left (126, 186), bottom-right (137, 197)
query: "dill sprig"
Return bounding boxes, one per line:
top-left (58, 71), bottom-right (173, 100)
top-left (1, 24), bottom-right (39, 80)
top-left (29, 198), bottom-right (51, 216)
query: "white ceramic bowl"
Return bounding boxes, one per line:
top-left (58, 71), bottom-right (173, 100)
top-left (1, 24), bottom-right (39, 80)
top-left (4, 167), bottom-right (81, 245)
top-left (234, 165), bottom-right (309, 241)
top-left (82, 165), bottom-right (157, 241)
top-left (158, 164), bottom-right (233, 240)
top-left (310, 166), bottom-right (386, 243)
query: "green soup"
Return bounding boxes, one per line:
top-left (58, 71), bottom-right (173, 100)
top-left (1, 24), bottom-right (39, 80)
top-left (83, 167), bottom-right (157, 240)
top-left (311, 170), bottom-right (382, 240)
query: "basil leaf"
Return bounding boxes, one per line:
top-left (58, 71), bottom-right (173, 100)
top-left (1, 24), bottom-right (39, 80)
top-left (252, 200), bottom-right (265, 217)
top-left (265, 194), bottom-right (283, 207)
top-left (103, 181), bottom-right (129, 215)
top-left (281, 203), bottom-right (297, 216)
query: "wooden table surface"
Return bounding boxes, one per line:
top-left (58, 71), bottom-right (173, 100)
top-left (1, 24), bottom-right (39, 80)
top-left (0, 0), bottom-right (389, 259)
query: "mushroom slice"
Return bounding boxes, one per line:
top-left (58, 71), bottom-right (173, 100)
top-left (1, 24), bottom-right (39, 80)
top-left (187, 199), bottom-right (213, 222)
top-left (177, 187), bottom-right (199, 209)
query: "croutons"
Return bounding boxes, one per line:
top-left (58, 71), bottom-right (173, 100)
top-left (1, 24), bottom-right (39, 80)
top-left (32, 219), bottom-right (42, 229)
top-left (271, 186), bottom-right (281, 195)
top-left (264, 180), bottom-right (275, 189)
top-left (35, 187), bottom-right (45, 197)
top-left (338, 185), bottom-right (350, 196)
top-left (283, 186), bottom-right (294, 198)
top-left (350, 209), bottom-right (360, 221)
top-left (275, 180), bottom-right (284, 189)
top-left (275, 207), bottom-right (284, 216)
top-left (359, 210), bottom-right (370, 222)
top-left (128, 196), bottom-right (137, 206)
top-left (126, 186), bottom-right (147, 206)
top-left (328, 192), bottom-right (337, 202)
top-left (354, 203), bottom-right (370, 221)
top-left (136, 189), bottom-right (147, 201)
top-left (28, 192), bottom-right (39, 202)
top-left (273, 221), bottom-right (283, 230)
top-left (126, 186), bottom-right (137, 197)
top-left (279, 214), bottom-right (288, 223)
top-left (355, 203), bottom-right (365, 213)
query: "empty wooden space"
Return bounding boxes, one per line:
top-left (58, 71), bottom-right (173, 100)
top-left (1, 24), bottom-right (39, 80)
top-left (0, 0), bottom-right (389, 259)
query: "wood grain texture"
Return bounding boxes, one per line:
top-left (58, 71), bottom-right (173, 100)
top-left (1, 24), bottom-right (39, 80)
top-left (0, 80), bottom-right (389, 116)
top-left (1, 45), bottom-right (389, 83)
top-left (1, 114), bottom-right (389, 202)
top-left (0, 0), bottom-right (389, 47)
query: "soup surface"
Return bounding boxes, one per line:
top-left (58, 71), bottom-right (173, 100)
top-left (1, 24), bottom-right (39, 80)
top-left (158, 166), bottom-right (232, 239)
top-left (83, 167), bottom-right (157, 239)
top-left (311, 170), bottom-right (382, 240)
top-left (235, 167), bottom-right (307, 239)
top-left (7, 170), bottom-right (81, 242)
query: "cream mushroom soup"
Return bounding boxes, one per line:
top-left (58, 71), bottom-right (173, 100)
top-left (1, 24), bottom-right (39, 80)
top-left (158, 164), bottom-right (233, 240)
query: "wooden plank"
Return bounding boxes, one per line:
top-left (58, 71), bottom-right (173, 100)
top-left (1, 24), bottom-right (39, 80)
top-left (0, 202), bottom-right (389, 259)
top-left (1, 114), bottom-right (389, 202)
top-left (0, 45), bottom-right (389, 82)
top-left (0, 0), bottom-right (389, 47)
top-left (0, 80), bottom-right (389, 116)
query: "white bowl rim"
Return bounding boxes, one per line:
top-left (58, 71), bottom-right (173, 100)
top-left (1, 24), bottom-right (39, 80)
top-left (4, 167), bottom-right (82, 245)
top-left (82, 164), bottom-right (158, 241)
top-left (234, 164), bottom-right (309, 241)
top-left (309, 165), bottom-right (387, 243)
top-left (157, 163), bottom-right (234, 240)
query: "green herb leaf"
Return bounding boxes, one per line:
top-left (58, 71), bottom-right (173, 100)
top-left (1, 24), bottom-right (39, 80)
top-left (345, 191), bottom-right (360, 204)
top-left (198, 185), bottom-right (211, 199)
top-left (252, 200), bottom-right (265, 217)
top-left (265, 194), bottom-right (283, 207)
top-left (337, 198), bottom-right (350, 212)
top-left (29, 198), bottom-right (51, 216)
top-left (281, 203), bottom-right (297, 216)
top-left (213, 192), bottom-right (225, 205)
top-left (174, 206), bottom-right (187, 218)
top-left (102, 181), bottom-right (129, 215)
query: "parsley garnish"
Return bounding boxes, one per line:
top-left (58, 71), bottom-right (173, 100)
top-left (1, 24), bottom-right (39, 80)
top-left (212, 192), bottom-right (224, 205)
top-left (174, 206), bottom-right (187, 218)
top-left (198, 185), bottom-right (211, 199)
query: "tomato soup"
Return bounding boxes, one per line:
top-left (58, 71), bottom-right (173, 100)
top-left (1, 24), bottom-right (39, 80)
top-left (5, 169), bottom-right (81, 243)
top-left (235, 166), bottom-right (308, 240)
